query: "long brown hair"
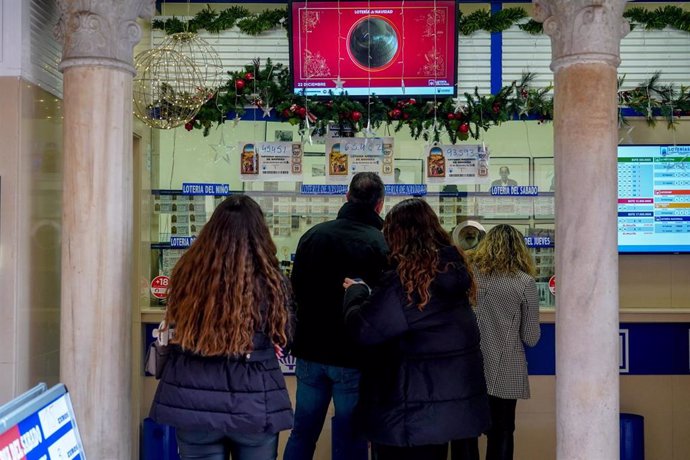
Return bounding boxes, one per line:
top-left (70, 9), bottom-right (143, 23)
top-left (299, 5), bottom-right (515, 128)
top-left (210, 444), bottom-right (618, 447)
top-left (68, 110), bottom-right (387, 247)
top-left (165, 195), bottom-right (290, 356)
top-left (472, 224), bottom-right (537, 277)
top-left (383, 198), bottom-right (476, 310)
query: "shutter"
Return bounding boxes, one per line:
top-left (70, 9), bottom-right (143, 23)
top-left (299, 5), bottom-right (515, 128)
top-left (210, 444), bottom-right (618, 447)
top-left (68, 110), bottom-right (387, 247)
top-left (28, 0), bottom-right (62, 98)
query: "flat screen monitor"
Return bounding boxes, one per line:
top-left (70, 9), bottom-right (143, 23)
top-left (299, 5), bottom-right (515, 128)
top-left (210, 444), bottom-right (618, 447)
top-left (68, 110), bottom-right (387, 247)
top-left (618, 145), bottom-right (690, 253)
top-left (289, 0), bottom-right (458, 97)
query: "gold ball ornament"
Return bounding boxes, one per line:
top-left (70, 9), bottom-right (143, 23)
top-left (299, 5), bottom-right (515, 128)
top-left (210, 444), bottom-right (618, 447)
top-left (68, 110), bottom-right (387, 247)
top-left (133, 47), bottom-right (205, 129)
top-left (159, 32), bottom-right (226, 101)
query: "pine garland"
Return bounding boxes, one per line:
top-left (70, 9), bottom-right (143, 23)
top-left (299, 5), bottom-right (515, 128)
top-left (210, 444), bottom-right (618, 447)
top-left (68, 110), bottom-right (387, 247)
top-left (152, 5), bottom-right (690, 37)
top-left (182, 59), bottom-right (688, 142)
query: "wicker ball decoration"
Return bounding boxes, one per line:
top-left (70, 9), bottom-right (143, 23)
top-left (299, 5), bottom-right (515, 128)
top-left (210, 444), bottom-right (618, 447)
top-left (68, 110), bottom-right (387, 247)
top-left (133, 47), bottom-right (206, 129)
top-left (159, 32), bottom-right (226, 101)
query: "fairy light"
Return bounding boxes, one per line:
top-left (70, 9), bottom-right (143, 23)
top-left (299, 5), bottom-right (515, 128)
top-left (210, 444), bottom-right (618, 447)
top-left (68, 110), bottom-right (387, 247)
top-left (334, 0), bottom-right (345, 90)
top-left (400, 0), bottom-right (406, 94)
top-left (432, 0), bottom-right (439, 139)
top-left (366, 0), bottom-right (372, 132)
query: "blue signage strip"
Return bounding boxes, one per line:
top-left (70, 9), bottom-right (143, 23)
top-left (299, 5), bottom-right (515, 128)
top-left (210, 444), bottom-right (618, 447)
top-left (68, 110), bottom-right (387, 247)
top-left (385, 184), bottom-right (427, 196)
top-left (170, 236), bottom-right (195, 248)
top-left (300, 185), bottom-right (348, 195)
top-left (490, 185), bottom-right (539, 196)
top-left (524, 235), bottom-right (554, 248)
top-left (526, 323), bottom-right (690, 375)
top-left (181, 183), bottom-right (230, 196)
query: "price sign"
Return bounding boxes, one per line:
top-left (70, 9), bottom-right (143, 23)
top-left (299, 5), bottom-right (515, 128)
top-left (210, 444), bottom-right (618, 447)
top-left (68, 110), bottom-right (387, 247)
top-left (548, 275), bottom-right (556, 296)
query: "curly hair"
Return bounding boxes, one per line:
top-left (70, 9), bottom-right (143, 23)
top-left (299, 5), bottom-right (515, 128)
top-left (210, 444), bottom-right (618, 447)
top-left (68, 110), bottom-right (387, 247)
top-left (383, 198), bottom-right (476, 310)
top-left (472, 224), bottom-right (537, 277)
top-left (165, 195), bottom-right (290, 356)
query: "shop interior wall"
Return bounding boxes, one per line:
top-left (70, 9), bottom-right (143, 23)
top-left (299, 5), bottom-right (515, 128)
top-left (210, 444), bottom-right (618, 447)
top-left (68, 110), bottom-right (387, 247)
top-left (146, 117), bottom-right (690, 459)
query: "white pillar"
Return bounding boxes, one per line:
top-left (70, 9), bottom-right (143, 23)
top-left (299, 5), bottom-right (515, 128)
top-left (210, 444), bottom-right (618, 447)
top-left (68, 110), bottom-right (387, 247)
top-left (55, 1), bottom-right (154, 458)
top-left (532, 1), bottom-right (629, 459)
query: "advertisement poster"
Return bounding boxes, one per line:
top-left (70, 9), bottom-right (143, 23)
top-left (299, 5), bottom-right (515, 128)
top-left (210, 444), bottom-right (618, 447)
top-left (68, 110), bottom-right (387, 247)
top-left (424, 144), bottom-right (490, 184)
top-left (291, 0), bottom-right (457, 96)
top-left (239, 142), bottom-right (304, 181)
top-left (325, 137), bottom-right (394, 183)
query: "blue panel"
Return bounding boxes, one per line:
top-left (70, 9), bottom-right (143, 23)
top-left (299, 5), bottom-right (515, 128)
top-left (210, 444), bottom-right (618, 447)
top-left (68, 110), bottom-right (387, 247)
top-left (623, 323), bottom-right (690, 375)
top-left (489, 2), bottom-right (502, 94)
top-left (525, 322), bottom-right (690, 376)
top-left (526, 323), bottom-right (555, 375)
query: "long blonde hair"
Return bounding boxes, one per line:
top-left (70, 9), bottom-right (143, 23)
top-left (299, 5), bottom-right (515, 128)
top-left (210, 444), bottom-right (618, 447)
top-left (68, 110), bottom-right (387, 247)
top-left (472, 224), bottom-right (537, 277)
top-left (165, 195), bottom-right (290, 356)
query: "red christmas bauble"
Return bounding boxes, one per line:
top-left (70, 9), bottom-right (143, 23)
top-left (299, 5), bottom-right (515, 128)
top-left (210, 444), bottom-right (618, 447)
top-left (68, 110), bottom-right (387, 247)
top-left (391, 108), bottom-right (402, 119)
top-left (492, 105), bottom-right (500, 114)
top-left (235, 79), bottom-right (246, 91)
top-left (351, 111), bottom-right (362, 122)
top-left (459, 123), bottom-right (469, 134)
top-left (184, 122), bottom-right (194, 131)
top-left (408, 98), bottom-right (416, 105)
top-left (447, 113), bottom-right (456, 120)
top-left (244, 72), bottom-right (254, 81)
top-left (297, 107), bottom-right (307, 117)
top-left (282, 109), bottom-right (291, 118)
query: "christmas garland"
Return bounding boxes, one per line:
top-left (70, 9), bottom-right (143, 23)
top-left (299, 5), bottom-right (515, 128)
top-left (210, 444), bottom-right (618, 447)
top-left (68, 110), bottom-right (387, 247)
top-left (180, 59), bottom-right (689, 143)
top-left (152, 5), bottom-right (690, 37)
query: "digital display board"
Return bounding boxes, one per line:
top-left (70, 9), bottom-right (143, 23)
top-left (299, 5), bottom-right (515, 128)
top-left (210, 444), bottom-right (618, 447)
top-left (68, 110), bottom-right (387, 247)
top-left (618, 145), bottom-right (690, 253)
top-left (290, 0), bottom-right (458, 97)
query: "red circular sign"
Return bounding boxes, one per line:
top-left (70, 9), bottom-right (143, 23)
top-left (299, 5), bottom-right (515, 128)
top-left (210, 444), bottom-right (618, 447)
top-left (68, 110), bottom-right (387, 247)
top-left (548, 275), bottom-right (556, 296)
top-left (150, 275), bottom-right (170, 299)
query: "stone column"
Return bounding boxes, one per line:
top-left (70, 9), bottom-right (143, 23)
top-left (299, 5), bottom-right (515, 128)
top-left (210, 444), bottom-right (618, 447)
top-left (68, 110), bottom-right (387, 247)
top-left (55, 1), bottom-right (154, 458)
top-left (532, 1), bottom-right (629, 459)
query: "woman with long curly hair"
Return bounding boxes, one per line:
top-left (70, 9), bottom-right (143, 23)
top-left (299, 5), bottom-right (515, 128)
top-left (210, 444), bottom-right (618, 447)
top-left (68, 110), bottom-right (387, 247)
top-left (149, 195), bottom-right (293, 460)
top-left (462, 224), bottom-right (541, 460)
top-left (342, 198), bottom-right (490, 460)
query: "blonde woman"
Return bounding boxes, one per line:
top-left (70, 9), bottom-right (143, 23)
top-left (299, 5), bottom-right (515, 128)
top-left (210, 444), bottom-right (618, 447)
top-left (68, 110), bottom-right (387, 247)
top-left (457, 224), bottom-right (541, 460)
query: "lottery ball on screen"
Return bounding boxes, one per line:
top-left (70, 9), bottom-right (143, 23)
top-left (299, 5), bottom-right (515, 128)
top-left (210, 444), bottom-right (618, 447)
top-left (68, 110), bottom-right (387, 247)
top-left (349, 17), bottom-right (399, 69)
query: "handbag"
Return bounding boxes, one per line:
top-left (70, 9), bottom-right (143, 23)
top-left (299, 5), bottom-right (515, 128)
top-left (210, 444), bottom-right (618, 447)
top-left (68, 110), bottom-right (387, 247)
top-left (145, 320), bottom-right (173, 379)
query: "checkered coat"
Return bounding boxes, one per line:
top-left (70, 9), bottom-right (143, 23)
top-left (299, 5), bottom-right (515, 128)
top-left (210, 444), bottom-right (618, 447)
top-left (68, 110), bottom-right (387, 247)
top-left (473, 269), bottom-right (541, 399)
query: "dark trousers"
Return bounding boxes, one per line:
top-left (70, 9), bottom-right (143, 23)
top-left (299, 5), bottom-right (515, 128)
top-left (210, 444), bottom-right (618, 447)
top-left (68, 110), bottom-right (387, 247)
top-left (450, 437), bottom-right (480, 460)
top-left (486, 395), bottom-right (517, 460)
top-left (175, 429), bottom-right (278, 460)
top-left (373, 443), bottom-right (448, 460)
top-left (450, 396), bottom-right (517, 460)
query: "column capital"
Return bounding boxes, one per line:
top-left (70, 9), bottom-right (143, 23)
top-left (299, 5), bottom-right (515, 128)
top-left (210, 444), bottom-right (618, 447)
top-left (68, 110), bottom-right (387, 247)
top-left (532, 0), bottom-right (630, 72)
top-left (55, 0), bottom-right (156, 74)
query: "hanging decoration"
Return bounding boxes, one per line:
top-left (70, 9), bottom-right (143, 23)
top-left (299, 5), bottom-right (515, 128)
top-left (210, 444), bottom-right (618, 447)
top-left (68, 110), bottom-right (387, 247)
top-left (183, 58), bottom-right (689, 143)
top-left (618, 73), bottom-right (690, 129)
top-left (152, 5), bottom-right (690, 38)
top-left (133, 47), bottom-right (206, 129)
top-left (158, 32), bottom-right (225, 101)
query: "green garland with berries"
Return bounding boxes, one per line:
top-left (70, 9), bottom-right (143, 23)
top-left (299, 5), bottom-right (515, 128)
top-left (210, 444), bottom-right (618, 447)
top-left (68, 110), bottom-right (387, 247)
top-left (153, 5), bottom-right (690, 37)
top-left (181, 59), bottom-right (689, 143)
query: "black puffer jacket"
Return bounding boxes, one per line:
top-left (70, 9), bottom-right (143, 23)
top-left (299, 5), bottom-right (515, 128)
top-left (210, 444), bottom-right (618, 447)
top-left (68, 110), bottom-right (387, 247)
top-left (149, 332), bottom-right (293, 435)
top-left (291, 201), bottom-right (388, 368)
top-left (343, 246), bottom-right (490, 446)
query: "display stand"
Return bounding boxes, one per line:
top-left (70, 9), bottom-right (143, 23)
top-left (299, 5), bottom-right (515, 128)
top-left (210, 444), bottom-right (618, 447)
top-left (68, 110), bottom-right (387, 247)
top-left (0, 383), bottom-right (85, 459)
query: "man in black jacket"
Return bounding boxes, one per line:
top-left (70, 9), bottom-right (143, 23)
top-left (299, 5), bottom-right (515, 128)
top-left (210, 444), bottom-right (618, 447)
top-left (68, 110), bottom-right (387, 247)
top-left (284, 172), bottom-right (388, 460)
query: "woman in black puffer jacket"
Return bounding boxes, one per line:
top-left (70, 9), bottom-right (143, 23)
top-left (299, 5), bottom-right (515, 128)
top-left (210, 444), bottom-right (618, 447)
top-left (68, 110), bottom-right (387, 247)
top-left (149, 195), bottom-right (293, 460)
top-left (343, 198), bottom-right (490, 460)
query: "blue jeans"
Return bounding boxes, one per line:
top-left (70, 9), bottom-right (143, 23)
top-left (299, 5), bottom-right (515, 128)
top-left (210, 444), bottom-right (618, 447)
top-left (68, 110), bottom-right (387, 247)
top-left (175, 429), bottom-right (278, 460)
top-left (283, 359), bottom-right (366, 460)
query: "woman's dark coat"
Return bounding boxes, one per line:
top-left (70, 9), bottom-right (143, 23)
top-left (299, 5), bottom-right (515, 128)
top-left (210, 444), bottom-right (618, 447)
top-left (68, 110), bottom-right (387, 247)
top-left (343, 246), bottom-right (490, 446)
top-left (149, 331), bottom-right (293, 435)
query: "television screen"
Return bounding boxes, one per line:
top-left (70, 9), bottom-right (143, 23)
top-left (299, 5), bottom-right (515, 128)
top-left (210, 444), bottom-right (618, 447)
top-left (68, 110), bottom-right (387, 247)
top-left (618, 145), bottom-right (690, 253)
top-left (289, 0), bottom-right (458, 97)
